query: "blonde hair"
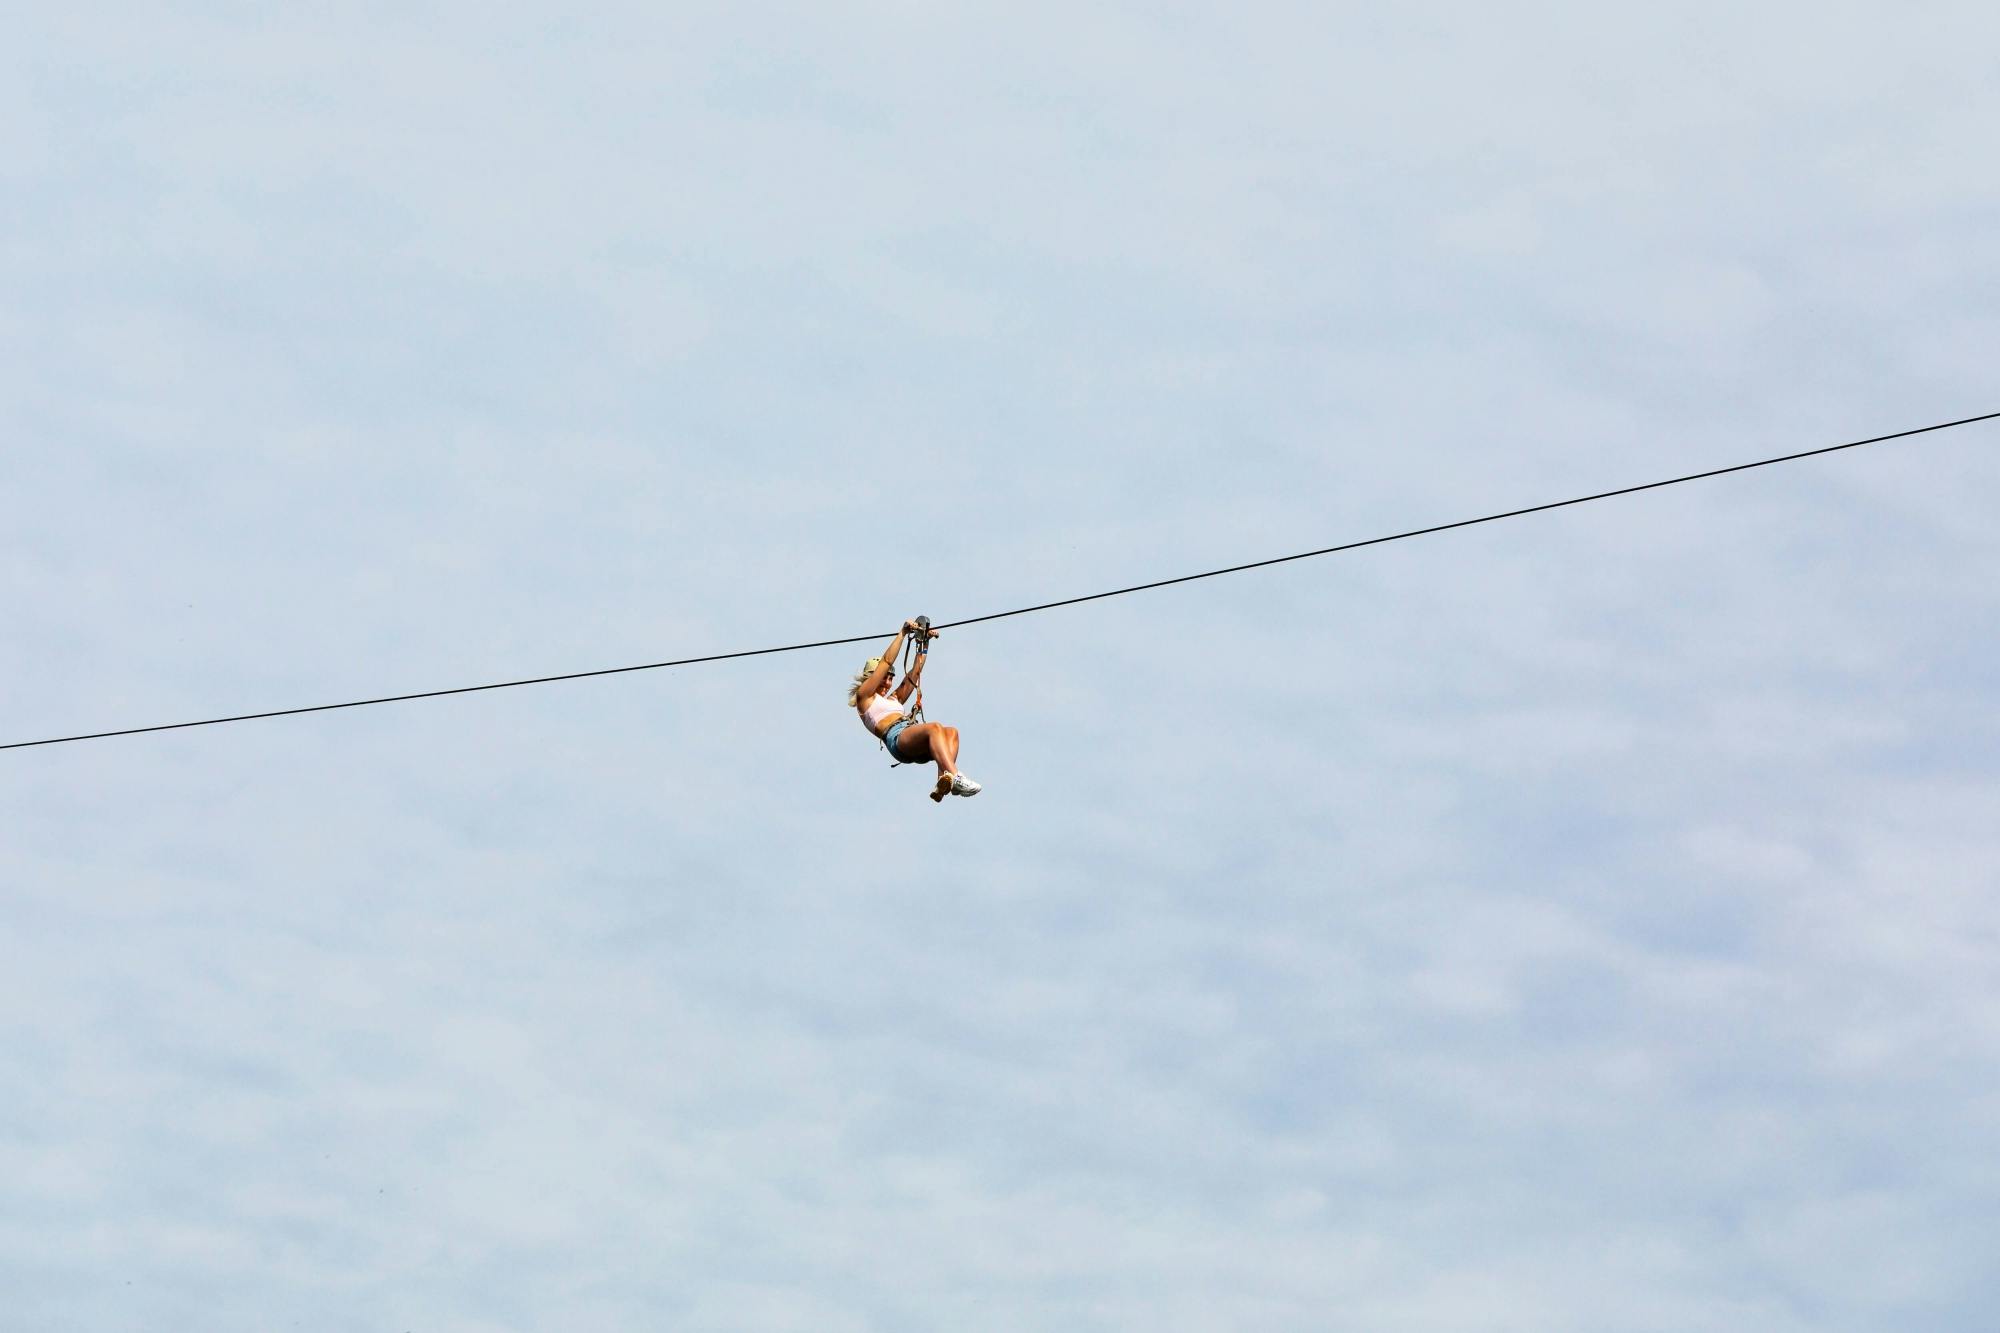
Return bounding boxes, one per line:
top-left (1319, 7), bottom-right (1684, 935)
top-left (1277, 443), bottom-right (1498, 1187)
top-left (846, 657), bottom-right (887, 706)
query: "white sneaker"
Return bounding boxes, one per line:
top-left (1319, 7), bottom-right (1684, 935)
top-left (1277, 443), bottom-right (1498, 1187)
top-left (950, 773), bottom-right (982, 797)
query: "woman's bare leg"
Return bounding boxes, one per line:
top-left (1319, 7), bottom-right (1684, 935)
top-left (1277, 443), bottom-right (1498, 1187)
top-left (903, 722), bottom-right (957, 773)
top-left (910, 722), bottom-right (961, 801)
top-left (935, 726), bottom-right (978, 798)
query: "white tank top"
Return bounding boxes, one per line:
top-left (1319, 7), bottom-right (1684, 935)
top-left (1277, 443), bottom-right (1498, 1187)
top-left (861, 692), bottom-right (905, 732)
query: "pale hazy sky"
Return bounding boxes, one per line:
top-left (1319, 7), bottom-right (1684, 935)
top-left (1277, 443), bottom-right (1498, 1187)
top-left (5, 4), bottom-right (1998, 1330)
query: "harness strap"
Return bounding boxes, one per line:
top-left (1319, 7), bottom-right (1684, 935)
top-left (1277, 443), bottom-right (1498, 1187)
top-left (885, 615), bottom-right (934, 767)
top-left (900, 617), bottom-right (931, 727)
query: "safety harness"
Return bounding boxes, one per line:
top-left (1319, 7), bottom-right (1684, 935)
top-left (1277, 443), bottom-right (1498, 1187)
top-left (883, 615), bottom-right (932, 767)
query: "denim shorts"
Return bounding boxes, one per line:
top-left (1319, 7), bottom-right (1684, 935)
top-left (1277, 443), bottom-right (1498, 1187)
top-left (882, 717), bottom-right (916, 760)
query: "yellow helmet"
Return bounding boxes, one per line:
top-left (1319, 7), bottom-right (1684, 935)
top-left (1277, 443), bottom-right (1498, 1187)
top-left (847, 656), bottom-right (891, 706)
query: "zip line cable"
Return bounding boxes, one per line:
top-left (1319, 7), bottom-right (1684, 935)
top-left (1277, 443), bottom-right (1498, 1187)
top-left (5, 409), bottom-right (1994, 753)
top-left (935, 409), bottom-right (1997, 633)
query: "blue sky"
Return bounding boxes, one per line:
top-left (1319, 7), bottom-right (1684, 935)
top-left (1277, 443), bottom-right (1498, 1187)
top-left (5, 4), bottom-right (1999, 1330)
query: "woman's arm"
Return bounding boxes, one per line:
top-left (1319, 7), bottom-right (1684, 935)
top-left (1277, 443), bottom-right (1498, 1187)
top-left (893, 646), bottom-right (925, 703)
top-left (892, 621), bottom-right (938, 703)
top-left (855, 625), bottom-right (912, 702)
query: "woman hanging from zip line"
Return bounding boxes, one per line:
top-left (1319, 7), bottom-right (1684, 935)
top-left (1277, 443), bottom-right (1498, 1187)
top-left (850, 619), bottom-right (982, 802)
